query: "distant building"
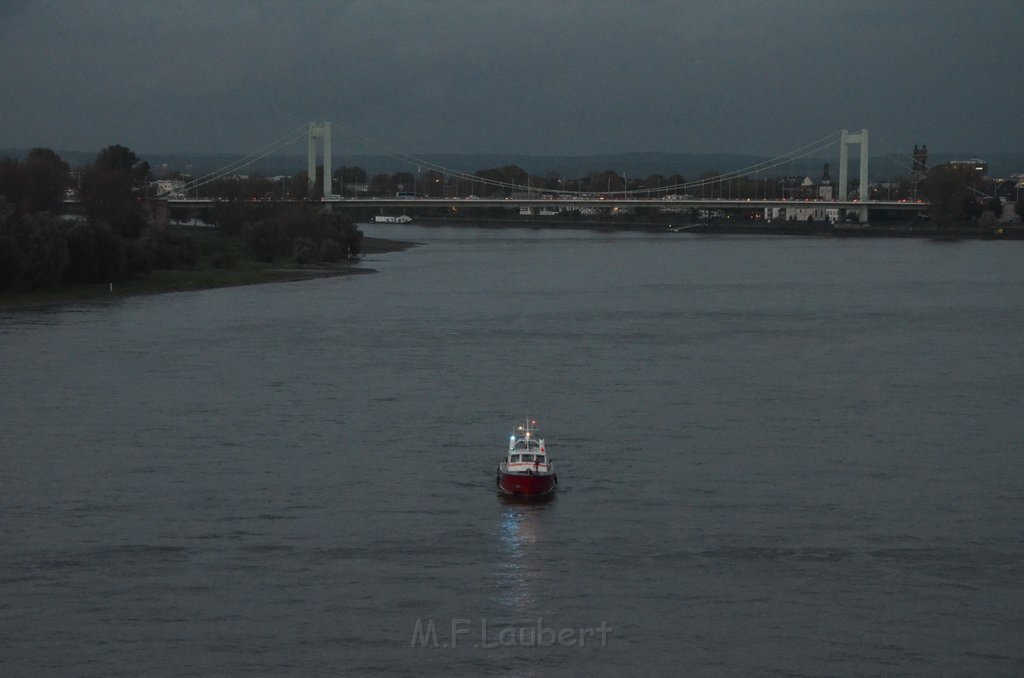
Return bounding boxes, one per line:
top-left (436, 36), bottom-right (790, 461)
top-left (948, 158), bottom-right (988, 176)
top-left (778, 175), bottom-right (817, 199)
top-left (763, 163), bottom-right (838, 224)
top-left (818, 163), bottom-right (833, 201)
top-left (763, 204), bottom-right (838, 224)
top-left (155, 179), bottom-right (186, 198)
top-left (342, 182), bottom-right (369, 196)
top-left (912, 145), bottom-right (928, 176)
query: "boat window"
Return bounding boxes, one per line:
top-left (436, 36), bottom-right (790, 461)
top-left (511, 454), bottom-right (520, 462)
top-left (522, 454), bottom-right (535, 462)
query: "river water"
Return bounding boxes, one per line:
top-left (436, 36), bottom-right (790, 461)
top-left (2, 224), bottom-right (1023, 676)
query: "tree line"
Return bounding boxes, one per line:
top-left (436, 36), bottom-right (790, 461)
top-left (920, 165), bottom-right (1013, 229)
top-left (0, 146), bottom-right (363, 292)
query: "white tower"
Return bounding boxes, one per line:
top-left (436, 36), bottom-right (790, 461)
top-left (837, 129), bottom-right (869, 222)
top-left (307, 122), bottom-right (337, 199)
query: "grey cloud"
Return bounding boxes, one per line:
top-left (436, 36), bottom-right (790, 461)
top-left (1, 0), bottom-right (1021, 157)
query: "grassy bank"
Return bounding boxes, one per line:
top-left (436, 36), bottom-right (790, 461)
top-left (0, 232), bottom-right (416, 310)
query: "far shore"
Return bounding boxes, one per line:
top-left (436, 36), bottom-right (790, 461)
top-left (0, 236), bottom-right (418, 311)
top-left (407, 215), bottom-right (1024, 239)
top-left (5, 216), bottom-right (1021, 313)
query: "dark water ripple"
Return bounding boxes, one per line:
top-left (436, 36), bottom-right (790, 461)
top-left (1, 227), bottom-right (1024, 675)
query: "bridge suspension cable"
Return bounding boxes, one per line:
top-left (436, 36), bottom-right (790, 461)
top-left (331, 126), bottom-right (848, 199)
top-left (330, 127), bottom-right (523, 195)
top-left (651, 130), bottom-right (845, 196)
top-left (331, 126), bottom-right (843, 197)
top-left (162, 124), bottom-right (310, 198)
top-left (872, 133), bottom-right (924, 176)
top-left (606, 132), bottom-right (843, 198)
top-left (163, 123), bottom-right (896, 202)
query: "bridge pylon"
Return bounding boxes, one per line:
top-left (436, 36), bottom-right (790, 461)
top-left (838, 128), bottom-right (869, 222)
top-left (307, 122), bottom-right (337, 199)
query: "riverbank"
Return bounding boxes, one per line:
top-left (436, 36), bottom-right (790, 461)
top-left (0, 236), bottom-right (416, 311)
top-left (410, 215), bottom-right (1024, 239)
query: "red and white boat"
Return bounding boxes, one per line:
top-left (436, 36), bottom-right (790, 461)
top-left (496, 419), bottom-right (557, 497)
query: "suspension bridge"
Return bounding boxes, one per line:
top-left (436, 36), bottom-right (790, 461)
top-left (161, 124), bottom-right (934, 221)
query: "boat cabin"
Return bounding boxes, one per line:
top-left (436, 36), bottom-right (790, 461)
top-left (504, 427), bottom-right (550, 473)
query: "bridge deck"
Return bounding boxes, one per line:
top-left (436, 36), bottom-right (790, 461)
top-left (146, 197), bottom-right (927, 211)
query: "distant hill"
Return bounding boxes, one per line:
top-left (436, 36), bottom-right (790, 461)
top-left (4, 147), bottom-right (1023, 180)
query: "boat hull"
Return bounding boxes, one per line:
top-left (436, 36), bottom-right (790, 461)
top-left (497, 469), bottom-right (557, 497)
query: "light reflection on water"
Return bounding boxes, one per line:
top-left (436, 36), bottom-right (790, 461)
top-left (495, 497), bottom-right (553, 614)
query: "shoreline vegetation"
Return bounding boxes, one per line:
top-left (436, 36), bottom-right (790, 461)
top-left (0, 235), bottom-right (415, 311)
top-left (1, 144), bottom-right (415, 312)
top-left (5, 217), bottom-right (1021, 311)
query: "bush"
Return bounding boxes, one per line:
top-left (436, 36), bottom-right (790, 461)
top-left (64, 221), bottom-right (126, 283)
top-left (209, 249), bottom-right (239, 269)
top-left (64, 221), bottom-right (102, 283)
top-left (94, 222), bottom-right (128, 279)
top-left (212, 201), bottom-right (249, 237)
top-left (20, 213), bottom-right (69, 289)
top-left (291, 236), bottom-right (318, 263)
top-left (0, 199), bottom-right (23, 288)
top-left (344, 222), bottom-right (363, 256)
top-left (279, 205), bottom-right (363, 257)
top-left (235, 207), bottom-right (364, 263)
top-left (985, 197), bottom-right (1003, 219)
top-left (242, 218), bottom-right (290, 262)
top-left (142, 225), bottom-right (200, 269)
top-left (0, 232), bottom-right (23, 288)
top-left (123, 239), bottom-right (153, 278)
top-left (319, 238), bottom-right (343, 262)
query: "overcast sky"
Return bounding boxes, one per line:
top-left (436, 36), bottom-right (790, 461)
top-left (2, 0), bottom-right (1022, 158)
